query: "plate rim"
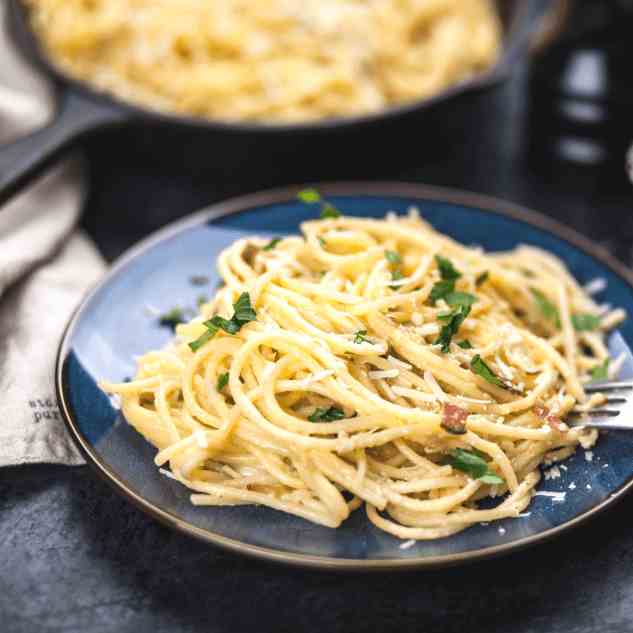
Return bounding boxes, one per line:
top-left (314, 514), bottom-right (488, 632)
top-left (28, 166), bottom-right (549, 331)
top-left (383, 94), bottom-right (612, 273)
top-left (56, 181), bottom-right (633, 571)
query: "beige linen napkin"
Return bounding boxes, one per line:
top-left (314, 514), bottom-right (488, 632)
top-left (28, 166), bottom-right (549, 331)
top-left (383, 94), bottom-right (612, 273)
top-left (0, 4), bottom-right (106, 466)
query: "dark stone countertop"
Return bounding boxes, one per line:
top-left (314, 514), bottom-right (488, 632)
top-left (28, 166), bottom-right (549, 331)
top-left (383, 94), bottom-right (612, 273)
top-left (3, 54), bottom-right (633, 633)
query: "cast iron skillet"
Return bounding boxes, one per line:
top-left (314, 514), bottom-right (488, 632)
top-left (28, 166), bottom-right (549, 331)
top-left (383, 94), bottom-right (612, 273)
top-left (0, 0), bottom-right (566, 206)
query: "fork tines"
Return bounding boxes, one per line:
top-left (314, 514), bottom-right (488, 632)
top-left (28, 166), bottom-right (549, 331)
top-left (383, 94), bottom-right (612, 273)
top-left (584, 381), bottom-right (633, 394)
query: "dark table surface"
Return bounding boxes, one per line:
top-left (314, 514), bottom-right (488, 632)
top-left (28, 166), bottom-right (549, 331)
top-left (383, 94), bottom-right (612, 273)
top-left (3, 48), bottom-right (633, 633)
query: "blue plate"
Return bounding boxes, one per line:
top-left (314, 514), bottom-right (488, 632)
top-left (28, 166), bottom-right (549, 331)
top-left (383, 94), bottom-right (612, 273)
top-left (57, 183), bottom-right (633, 570)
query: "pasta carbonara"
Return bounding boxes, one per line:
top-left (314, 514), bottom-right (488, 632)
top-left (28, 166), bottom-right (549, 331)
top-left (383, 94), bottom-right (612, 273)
top-left (101, 194), bottom-right (625, 540)
top-left (27, 0), bottom-right (501, 122)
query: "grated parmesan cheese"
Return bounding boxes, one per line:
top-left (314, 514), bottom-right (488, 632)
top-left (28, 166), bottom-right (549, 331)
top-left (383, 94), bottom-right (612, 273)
top-left (391, 386), bottom-right (436, 402)
top-left (569, 482), bottom-right (576, 490)
top-left (495, 355), bottom-right (515, 381)
top-left (368, 369), bottom-right (399, 380)
top-left (584, 277), bottom-right (607, 295)
top-left (387, 355), bottom-right (412, 370)
top-left (584, 451), bottom-right (593, 463)
top-left (159, 468), bottom-right (178, 481)
top-left (534, 491), bottom-right (566, 502)
top-left (424, 370), bottom-right (447, 402)
top-left (416, 323), bottom-right (440, 337)
top-left (399, 539), bottom-right (416, 550)
top-left (544, 466), bottom-right (561, 480)
top-left (195, 431), bottom-right (208, 448)
top-left (301, 369), bottom-right (335, 387)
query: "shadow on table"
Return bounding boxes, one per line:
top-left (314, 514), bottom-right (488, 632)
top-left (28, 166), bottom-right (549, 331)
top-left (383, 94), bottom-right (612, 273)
top-left (58, 463), bottom-right (633, 633)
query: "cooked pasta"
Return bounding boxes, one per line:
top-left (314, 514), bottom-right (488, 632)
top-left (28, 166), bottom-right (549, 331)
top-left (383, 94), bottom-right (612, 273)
top-left (100, 198), bottom-right (625, 540)
top-left (26, 0), bottom-right (501, 122)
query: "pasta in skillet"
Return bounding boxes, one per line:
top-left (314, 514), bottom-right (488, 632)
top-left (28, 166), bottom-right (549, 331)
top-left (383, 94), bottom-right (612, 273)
top-left (27, 0), bottom-right (501, 122)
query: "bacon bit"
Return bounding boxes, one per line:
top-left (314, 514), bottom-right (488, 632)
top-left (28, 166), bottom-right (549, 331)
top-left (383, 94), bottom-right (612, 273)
top-left (546, 414), bottom-right (566, 432)
top-left (441, 404), bottom-right (468, 435)
top-left (534, 403), bottom-right (549, 419)
top-left (534, 403), bottom-right (567, 432)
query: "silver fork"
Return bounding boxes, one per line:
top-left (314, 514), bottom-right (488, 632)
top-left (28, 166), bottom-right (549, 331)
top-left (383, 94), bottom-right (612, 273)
top-left (568, 381), bottom-right (633, 430)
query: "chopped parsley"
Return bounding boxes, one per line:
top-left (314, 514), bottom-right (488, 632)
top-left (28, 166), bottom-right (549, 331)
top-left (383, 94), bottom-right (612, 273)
top-left (158, 308), bottom-right (186, 331)
top-left (353, 330), bottom-right (368, 344)
top-left (308, 406), bottom-right (346, 422)
top-left (448, 448), bottom-right (504, 484)
top-left (445, 291), bottom-right (477, 307)
top-left (318, 236), bottom-right (327, 247)
top-left (457, 339), bottom-right (473, 349)
top-left (430, 256), bottom-right (469, 305)
top-left (470, 354), bottom-right (506, 388)
top-left (189, 292), bottom-right (257, 352)
top-left (296, 188), bottom-right (321, 203)
top-left (385, 250), bottom-right (402, 265)
top-left (320, 202), bottom-right (341, 219)
top-left (435, 304), bottom-right (471, 353)
top-left (297, 188), bottom-right (341, 219)
top-left (475, 271), bottom-right (489, 286)
top-left (197, 295), bottom-right (208, 307)
top-left (390, 269), bottom-right (404, 289)
top-left (470, 354), bottom-right (522, 394)
top-left (216, 372), bottom-right (229, 391)
top-left (263, 237), bottom-right (282, 251)
top-left (435, 255), bottom-right (461, 281)
top-left (531, 288), bottom-right (561, 328)
top-left (189, 275), bottom-right (210, 286)
top-left (429, 279), bottom-right (455, 305)
top-left (590, 358), bottom-right (609, 381)
top-left (572, 313), bottom-right (601, 331)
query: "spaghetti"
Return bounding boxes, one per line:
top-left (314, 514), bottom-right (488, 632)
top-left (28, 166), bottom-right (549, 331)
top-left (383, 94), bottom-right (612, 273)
top-left (27, 0), bottom-right (501, 122)
top-left (101, 199), bottom-right (625, 540)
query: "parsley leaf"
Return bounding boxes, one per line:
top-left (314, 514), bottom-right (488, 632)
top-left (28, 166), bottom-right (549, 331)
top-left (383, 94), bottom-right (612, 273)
top-left (353, 330), bottom-right (368, 344)
top-left (470, 354), bottom-right (506, 388)
top-left (445, 291), bottom-right (477, 307)
top-left (385, 250), bottom-right (402, 265)
top-left (457, 339), bottom-right (473, 349)
top-left (189, 292), bottom-right (257, 352)
top-left (448, 448), bottom-right (504, 484)
top-left (297, 188), bottom-right (341, 218)
top-left (436, 255), bottom-right (461, 281)
top-left (531, 288), bottom-right (561, 328)
top-left (476, 271), bottom-right (489, 286)
top-left (590, 358), bottom-right (609, 381)
top-left (318, 236), bottom-right (327, 247)
top-left (572, 313), bottom-right (601, 331)
top-left (189, 327), bottom-right (217, 352)
top-left (263, 237), bottom-right (282, 251)
top-left (308, 407), bottom-right (346, 422)
top-left (429, 279), bottom-right (455, 305)
top-left (435, 304), bottom-right (471, 352)
top-left (469, 354), bottom-right (522, 395)
top-left (233, 292), bottom-right (257, 322)
top-left (159, 308), bottom-right (186, 330)
top-left (297, 188), bottom-right (321, 203)
top-left (216, 372), bottom-right (229, 391)
top-left (320, 202), bottom-right (341, 219)
top-left (390, 269), bottom-right (404, 289)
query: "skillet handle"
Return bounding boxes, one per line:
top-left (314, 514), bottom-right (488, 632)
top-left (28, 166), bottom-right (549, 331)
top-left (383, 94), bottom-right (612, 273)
top-left (0, 90), bottom-right (129, 208)
top-left (484, 0), bottom-right (571, 86)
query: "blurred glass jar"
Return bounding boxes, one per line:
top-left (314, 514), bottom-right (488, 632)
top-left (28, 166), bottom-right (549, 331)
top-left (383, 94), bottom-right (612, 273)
top-left (528, 0), bottom-right (633, 188)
